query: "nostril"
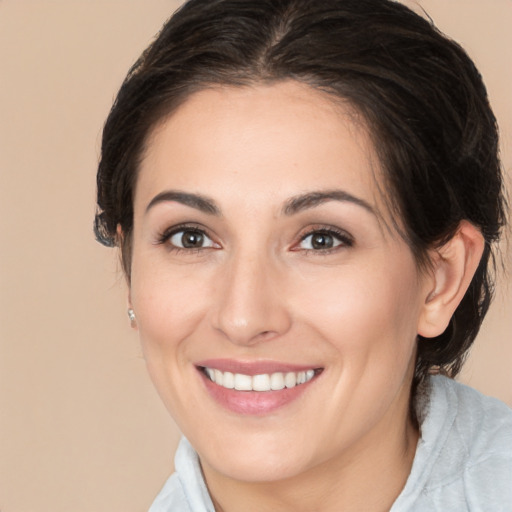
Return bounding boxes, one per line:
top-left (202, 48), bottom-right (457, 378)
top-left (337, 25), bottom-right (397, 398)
top-left (257, 330), bottom-right (278, 341)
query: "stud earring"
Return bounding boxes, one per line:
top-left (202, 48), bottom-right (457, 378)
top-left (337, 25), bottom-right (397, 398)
top-left (127, 308), bottom-right (137, 326)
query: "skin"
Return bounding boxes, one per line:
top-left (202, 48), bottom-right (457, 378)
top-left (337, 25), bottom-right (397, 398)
top-left (127, 81), bottom-right (480, 511)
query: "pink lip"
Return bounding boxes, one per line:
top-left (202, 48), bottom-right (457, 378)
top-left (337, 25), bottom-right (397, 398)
top-left (196, 358), bottom-right (319, 376)
top-left (195, 360), bottom-right (323, 416)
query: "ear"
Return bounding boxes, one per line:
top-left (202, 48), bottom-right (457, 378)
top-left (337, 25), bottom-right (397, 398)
top-left (418, 221), bottom-right (485, 338)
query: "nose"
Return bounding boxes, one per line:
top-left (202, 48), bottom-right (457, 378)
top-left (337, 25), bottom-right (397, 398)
top-left (211, 250), bottom-right (292, 346)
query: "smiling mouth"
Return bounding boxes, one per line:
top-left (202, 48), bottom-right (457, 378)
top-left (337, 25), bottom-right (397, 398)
top-left (200, 367), bottom-right (322, 392)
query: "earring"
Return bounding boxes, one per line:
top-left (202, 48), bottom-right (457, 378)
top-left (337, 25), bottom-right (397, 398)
top-left (127, 308), bottom-right (137, 327)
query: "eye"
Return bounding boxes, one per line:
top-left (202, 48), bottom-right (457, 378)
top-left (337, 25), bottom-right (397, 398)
top-left (168, 228), bottom-right (216, 249)
top-left (297, 229), bottom-right (352, 251)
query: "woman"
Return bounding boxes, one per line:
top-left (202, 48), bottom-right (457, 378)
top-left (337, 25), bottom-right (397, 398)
top-left (95, 0), bottom-right (511, 510)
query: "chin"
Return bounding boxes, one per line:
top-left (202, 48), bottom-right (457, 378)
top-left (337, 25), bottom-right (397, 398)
top-left (193, 427), bottom-right (319, 483)
top-left (207, 451), bottom-right (311, 483)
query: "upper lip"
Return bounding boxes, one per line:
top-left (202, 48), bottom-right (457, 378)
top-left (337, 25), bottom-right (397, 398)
top-left (195, 358), bottom-right (322, 376)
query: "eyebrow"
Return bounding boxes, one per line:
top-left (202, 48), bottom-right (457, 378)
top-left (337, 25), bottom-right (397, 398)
top-left (145, 189), bottom-right (376, 218)
top-left (282, 190), bottom-right (376, 216)
top-left (145, 191), bottom-right (221, 215)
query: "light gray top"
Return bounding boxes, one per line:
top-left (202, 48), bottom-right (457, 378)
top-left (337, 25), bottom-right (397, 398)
top-left (149, 375), bottom-right (512, 511)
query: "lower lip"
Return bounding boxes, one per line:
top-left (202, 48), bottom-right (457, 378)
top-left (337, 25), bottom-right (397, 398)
top-left (199, 370), bottom-right (319, 415)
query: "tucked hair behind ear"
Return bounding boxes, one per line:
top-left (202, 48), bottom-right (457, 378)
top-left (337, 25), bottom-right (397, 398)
top-left (95, 0), bottom-right (507, 392)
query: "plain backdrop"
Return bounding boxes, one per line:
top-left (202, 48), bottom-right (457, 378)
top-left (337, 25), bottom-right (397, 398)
top-left (0, 1), bottom-right (510, 511)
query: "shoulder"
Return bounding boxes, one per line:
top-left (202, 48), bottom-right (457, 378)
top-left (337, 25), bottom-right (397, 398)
top-left (393, 376), bottom-right (512, 511)
top-left (433, 375), bottom-right (512, 462)
top-left (427, 377), bottom-right (512, 509)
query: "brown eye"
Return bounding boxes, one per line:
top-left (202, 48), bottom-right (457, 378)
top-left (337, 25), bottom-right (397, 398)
top-left (310, 233), bottom-right (334, 249)
top-left (298, 229), bottom-right (352, 251)
top-left (169, 229), bottom-right (214, 249)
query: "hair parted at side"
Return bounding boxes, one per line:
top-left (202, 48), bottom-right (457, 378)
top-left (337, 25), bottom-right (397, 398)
top-left (95, 0), bottom-right (507, 391)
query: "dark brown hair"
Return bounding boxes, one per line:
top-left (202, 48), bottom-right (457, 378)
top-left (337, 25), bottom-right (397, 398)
top-left (95, 0), bottom-right (507, 389)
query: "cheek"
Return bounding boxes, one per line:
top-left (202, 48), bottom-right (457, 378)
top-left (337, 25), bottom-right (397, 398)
top-left (294, 257), bottom-right (422, 367)
top-left (129, 263), bottom-right (210, 361)
top-left (128, 264), bottom-right (214, 422)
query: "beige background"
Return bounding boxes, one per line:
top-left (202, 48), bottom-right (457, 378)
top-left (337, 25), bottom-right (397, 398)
top-left (0, 1), bottom-right (510, 511)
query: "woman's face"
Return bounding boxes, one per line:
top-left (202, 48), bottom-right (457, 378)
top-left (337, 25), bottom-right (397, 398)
top-left (130, 81), bottom-right (431, 482)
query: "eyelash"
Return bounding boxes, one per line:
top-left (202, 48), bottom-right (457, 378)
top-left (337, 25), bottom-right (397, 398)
top-left (156, 223), bottom-right (217, 254)
top-left (294, 226), bottom-right (354, 253)
top-left (156, 224), bottom-right (354, 254)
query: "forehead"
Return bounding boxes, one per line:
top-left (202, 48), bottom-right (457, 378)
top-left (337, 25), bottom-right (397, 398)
top-left (136, 81), bottom-right (389, 221)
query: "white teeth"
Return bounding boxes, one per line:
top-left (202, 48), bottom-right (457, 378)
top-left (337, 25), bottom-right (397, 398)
top-left (204, 367), bottom-right (317, 391)
top-left (234, 373), bottom-right (252, 391)
top-left (223, 371), bottom-right (235, 389)
top-left (284, 372), bottom-right (297, 388)
top-left (214, 369), bottom-right (223, 386)
top-left (270, 372), bottom-right (285, 390)
top-left (252, 374), bottom-right (271, 391)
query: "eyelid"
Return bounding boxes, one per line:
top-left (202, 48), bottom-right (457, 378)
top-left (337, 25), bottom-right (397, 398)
top-left (292, 225), bottom-right (354, 252)
top-left (169, 230), bottom-right (216, 249)
top-left (155, 222), bottom-right (353, 254)
top-left (156, 223), bottom-right (220, 249)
